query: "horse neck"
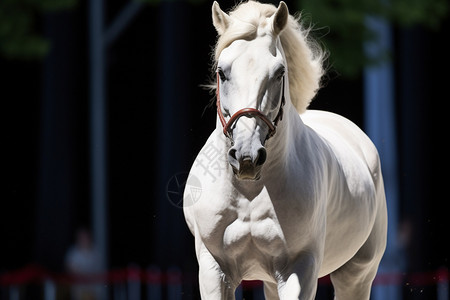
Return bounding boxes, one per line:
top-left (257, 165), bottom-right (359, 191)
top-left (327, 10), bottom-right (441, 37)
top-left (262, 41), bottom-right (307, 170)
top-left (263, 99), bottom-right (305, 171)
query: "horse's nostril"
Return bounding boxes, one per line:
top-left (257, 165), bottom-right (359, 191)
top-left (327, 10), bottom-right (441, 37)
top-left (229, 148), bottom-right (237, 160)
top-left (255, 148), bottom-right (267, 166)
top-left (228, 148), bottom-right (240, 172)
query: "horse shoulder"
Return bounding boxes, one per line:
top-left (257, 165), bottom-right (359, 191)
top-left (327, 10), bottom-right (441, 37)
top-left (183, 130), bottom-right (236, 246)
top-left (184, 131), bottom-right (222, 232)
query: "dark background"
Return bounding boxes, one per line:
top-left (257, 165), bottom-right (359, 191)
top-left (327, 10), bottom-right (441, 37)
top-left (1, 0), bottom-right (448, 298)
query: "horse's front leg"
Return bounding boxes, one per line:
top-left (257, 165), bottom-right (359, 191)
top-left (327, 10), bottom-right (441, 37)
top-left (198, 243), bottom-right (236, 300)
top-left (277, 255), bottom-right (319, 300)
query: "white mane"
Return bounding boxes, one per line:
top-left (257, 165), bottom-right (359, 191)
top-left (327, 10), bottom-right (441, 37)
top-left (212, 0), bottom-right (326, 114)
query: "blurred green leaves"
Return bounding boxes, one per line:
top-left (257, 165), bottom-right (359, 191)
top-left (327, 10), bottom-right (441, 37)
top-left (0, 0), bottom-right (76, 60)
top-left (300, 0), bottom-right (449, 77)
top-left (0, 0), bottom-right (448, 77)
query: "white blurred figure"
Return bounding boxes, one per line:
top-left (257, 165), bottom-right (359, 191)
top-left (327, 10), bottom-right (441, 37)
top-left (65, 228), bottom-right (101, 300)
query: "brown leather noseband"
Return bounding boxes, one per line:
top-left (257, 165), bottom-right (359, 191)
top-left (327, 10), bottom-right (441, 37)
top-left (216, 72), bottom-right (286, 142)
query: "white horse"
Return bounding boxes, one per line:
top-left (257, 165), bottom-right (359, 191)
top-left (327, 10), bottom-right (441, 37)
top-left (183, 1), bottom-right (387, 299)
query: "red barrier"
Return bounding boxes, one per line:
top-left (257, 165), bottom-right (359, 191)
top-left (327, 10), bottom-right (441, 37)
top-left (0, 264), bottom-right (448, 289)
top-left (0, 265), bottom-right (49, 286)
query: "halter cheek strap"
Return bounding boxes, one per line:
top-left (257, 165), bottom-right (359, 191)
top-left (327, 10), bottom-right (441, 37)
top-left (216, 72), bottom-right (285, 141)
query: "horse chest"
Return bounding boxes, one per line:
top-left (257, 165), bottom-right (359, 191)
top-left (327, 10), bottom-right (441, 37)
top-left (221, 197), bottom-right (286, 258)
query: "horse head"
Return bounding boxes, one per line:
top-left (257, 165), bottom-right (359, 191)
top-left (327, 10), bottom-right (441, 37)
top-left (213, 1), bottom-right (289, 180)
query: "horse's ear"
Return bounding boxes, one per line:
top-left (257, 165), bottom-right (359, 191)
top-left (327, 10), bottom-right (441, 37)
top-left (272, 1), bottom-right (289, 35)
top-left (212, 1), bottom-right (230, 35)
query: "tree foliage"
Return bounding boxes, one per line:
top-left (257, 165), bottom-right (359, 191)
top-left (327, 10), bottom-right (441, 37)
top-left (0, 0), bottom-right (76, 60)
top-left (299, 0), bottom-right (449, 77)
top-left (0, 0), bottom-right (448, 78)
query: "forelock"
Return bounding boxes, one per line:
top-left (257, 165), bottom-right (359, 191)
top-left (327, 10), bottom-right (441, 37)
top-left (214, 1), bottom-right (277, 61)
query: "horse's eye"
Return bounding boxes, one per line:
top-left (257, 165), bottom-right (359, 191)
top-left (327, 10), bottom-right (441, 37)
top-left (217, 68), bottom-right (227, 82)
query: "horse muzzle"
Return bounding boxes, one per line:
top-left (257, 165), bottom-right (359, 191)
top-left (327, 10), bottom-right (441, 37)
top-left (228, 147), bottom-right (267, 181)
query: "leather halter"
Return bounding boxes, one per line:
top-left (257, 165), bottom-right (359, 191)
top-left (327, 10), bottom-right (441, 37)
top-left (216, 72), bottom-right (286, 142)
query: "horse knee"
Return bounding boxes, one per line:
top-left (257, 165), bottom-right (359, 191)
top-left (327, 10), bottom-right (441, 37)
top-left (279, 273), bottom-right (301, 299)
top-left (277, 272), bottom-right (318, 300)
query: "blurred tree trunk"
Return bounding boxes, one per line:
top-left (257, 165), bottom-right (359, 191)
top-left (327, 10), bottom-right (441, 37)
top-left (154, 1), bottom-right (192, 268)
top-left (35, 9), bottom-right (83, 270)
